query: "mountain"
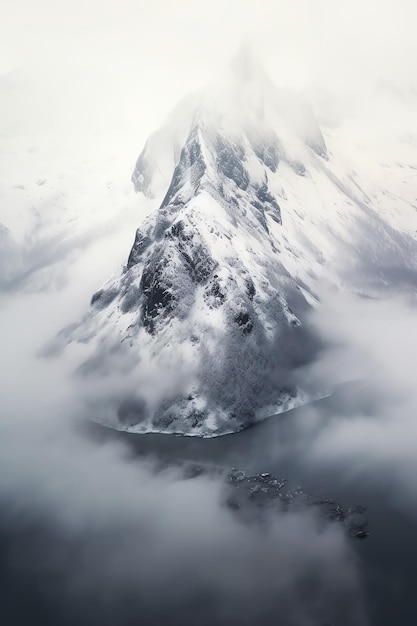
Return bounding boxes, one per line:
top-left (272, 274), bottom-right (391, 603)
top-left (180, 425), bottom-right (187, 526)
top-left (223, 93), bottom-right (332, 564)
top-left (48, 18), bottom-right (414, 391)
top-left (62, 48), bottom-right (417, 436)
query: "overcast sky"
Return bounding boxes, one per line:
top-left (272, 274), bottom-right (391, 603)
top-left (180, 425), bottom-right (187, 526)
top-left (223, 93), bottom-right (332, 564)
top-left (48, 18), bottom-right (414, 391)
top-left (2, 0), bottom-right (417, 135)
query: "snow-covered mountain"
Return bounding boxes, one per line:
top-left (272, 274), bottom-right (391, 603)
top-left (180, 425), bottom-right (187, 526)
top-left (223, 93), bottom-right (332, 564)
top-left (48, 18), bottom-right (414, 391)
top-left (61, 48), bottom-right (417, 436)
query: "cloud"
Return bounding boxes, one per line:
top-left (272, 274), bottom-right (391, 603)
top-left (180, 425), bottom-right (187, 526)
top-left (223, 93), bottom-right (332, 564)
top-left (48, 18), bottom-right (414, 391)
top-left (2, 0), bottom-right (417, 137)
top-left (0, 280), bottom-right (369, 625)
top-left (277, 292), bottom-right (417, 513)
top-left (2, 2), bottom-right (417, 623)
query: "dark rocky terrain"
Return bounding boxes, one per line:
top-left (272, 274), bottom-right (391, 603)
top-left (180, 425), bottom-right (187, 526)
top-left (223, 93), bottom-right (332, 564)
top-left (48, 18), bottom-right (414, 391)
top-left (179, 461), bottom-right (369, 539)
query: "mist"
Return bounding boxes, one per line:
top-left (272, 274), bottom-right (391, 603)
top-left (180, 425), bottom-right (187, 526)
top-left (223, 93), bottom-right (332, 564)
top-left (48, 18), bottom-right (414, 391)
top-left (2, 1), bottom-right (417, 624)
top-left (0, 285), bottom-right (369, 626)
top-left (2, 0), bottom-right (417, 135)
top-left (297, 294), bottom-right (417, 508)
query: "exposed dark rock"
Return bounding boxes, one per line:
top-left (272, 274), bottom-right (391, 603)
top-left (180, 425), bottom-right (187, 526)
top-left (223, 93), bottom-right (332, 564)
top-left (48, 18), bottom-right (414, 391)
top-left (161, 126), bottom-right (206, 208)
top-left (253, 141), bottom-right (280, 172)
top-left (189, 409), bottom-right (209, 429)
top-left (249, 199), bottom-right (270, 233)
top-left (234, 311), bottom-right (253, 334)
top-left (204, 276), bottom-right (226, 308)
top-left (215, 136), bottom-right (249, 190)
top-left (246, 183), bottom-right (282, 231)
top-left (255, 184), bottom-right (282, 223)
top-left (140, 260), bottom-right (174, 334)
top-left (167, 219), bottom-right (217, 284)
top-left (245, 278), bottom-right (256, 300)
top-left (169, 220), bottom-right (189, 240)
top-left (173, 461), bottom-right (369, 539)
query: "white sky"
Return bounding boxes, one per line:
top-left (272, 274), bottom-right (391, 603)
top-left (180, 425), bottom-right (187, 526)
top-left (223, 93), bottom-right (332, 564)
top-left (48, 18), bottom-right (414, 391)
top-left (1, 0), bottom-right (417, 133)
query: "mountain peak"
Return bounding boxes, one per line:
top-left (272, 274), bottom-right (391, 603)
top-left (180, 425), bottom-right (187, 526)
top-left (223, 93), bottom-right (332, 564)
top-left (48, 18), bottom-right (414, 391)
top-left (131, 53), bottom-right (328, 198)
top-left (61, 46), bottom-right (417, 437)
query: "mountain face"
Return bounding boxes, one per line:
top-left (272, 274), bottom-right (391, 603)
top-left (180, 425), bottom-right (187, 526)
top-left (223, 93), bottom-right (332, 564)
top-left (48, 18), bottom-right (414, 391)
top-left (64, 49), bottom-right (417, 436)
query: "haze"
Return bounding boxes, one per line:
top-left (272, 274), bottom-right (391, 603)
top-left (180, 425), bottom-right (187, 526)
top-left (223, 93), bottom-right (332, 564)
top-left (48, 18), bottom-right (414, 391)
top-left (1, 1), bottom-right (417, 625)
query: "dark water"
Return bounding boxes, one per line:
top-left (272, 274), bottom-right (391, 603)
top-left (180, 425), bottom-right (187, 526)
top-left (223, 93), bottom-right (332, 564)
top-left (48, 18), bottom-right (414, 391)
top-left (1, 386), bottom-right (416, 625)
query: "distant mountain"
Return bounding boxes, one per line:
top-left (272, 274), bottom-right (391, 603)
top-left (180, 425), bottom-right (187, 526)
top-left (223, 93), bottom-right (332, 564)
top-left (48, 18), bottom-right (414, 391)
top-left (63, 47), bottom-right (417, 436)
